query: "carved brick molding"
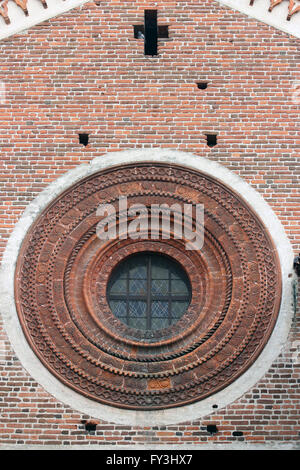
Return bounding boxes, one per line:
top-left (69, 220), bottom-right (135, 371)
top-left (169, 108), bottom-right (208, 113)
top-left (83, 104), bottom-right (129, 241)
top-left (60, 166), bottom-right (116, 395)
top-left (0, 0), bottom-right (47, 24)
top-left (15, 163), bottom-right (282, 410)
top-left (250, 0), bottom-right (300, 21)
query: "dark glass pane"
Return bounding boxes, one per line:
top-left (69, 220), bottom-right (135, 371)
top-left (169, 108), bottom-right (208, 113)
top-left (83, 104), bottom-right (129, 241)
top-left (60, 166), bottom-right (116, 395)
top-left (129, 279), bottom-right (147, 295)
top-left (171, 279), bottom-right (189, 294)
top-left (116, 265), bottom-right (128, 279)
top-left (151, 318), bottom-right (169, 330)
top-left (151, 259), bottom-right (169, 279)
top-left (170, 267), bottom-right (183, 280)
top-left (129, 301), bottom-right (147, 317)
top-left (151, 279), bottom-right (169, 295)
top-left (128, 258), bottom-right (147, 279)
top-left (110, 278), bottom-right (127, 295)
top-left (109, 300), bottom-right (127, 318)
top-left (128, 317), bottom-right (147, 330)
top-left (171, 301), bottom-right (189, 318)
top-left (151, 301), bottom-right (169, 318)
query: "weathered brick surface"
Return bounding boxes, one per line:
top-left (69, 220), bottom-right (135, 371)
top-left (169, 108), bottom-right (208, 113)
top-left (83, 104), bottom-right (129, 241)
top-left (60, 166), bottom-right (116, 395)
top-left (0, 0), bottom-right (299, 446)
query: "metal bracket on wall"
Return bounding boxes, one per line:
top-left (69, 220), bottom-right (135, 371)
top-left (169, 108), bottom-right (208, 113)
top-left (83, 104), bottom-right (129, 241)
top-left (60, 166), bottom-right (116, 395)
top-left (292, 279), bottom-right (298, 322)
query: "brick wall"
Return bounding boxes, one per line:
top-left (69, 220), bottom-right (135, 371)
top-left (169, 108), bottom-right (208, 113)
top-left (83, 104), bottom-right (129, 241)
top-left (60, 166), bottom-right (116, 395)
top-left (0, 0), bottom-right (299, 447)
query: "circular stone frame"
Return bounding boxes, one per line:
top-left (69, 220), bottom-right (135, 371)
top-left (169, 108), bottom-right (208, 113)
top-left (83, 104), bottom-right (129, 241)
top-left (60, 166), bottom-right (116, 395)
top-left (0, 149), bottom-right (295, 425)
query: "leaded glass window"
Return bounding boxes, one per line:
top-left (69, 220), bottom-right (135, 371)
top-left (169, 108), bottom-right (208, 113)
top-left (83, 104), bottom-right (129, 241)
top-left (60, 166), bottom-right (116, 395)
top-left (107, 253), bottom-right (191, 331)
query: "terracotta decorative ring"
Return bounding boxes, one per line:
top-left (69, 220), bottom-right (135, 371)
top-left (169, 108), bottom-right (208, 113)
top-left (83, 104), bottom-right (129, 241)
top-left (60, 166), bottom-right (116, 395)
top-left (15, 162), bottom-right (281, 410)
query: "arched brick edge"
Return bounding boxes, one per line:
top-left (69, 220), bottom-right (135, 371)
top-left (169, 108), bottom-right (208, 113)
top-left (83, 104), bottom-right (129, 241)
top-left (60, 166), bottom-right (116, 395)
top-left (0, 149), bottom-right (295, 426)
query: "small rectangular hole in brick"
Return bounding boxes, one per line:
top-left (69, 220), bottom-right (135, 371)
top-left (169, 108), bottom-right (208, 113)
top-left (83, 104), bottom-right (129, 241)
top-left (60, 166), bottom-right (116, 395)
top-left (82, 421), bottom-right (97, 432)
top-left (158, 25), bottom-right (169, 38)
top-left (79, 133), bottom-right (89, 147)
top-left (134, 25), bottom-right (145, 39)
top-left (197, 82), bottom-right (208, 90)
top-left (205, 134), bottom-right (218, 147)
top-left (207, 424), bottom-right (218, 435)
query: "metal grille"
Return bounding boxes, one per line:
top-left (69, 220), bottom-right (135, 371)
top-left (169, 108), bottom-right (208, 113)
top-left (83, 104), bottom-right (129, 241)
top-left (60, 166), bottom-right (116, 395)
top-left (107, 253), bottom-right (191, 330)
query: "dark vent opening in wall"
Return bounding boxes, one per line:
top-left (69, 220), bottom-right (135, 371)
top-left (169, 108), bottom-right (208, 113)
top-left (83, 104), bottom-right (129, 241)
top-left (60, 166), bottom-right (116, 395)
top-left (207, 424), bottom-right (218, 435)
top-left (79, 133), bottom-right (89, 147)
top-left (197, 82), bottom-right (208, 90)
top-left (144, 10), bottom-right (158, 56)
top-left (232, 431), bottom-right (244, 437)
top-left (205, 134), bottom-right (218, 147)
top-left (82, 421), bottom-right (97, 432)
top-left (134, 25), bottom-right (145, 39)
top-left (158, 25), bottom-right (169, 38)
